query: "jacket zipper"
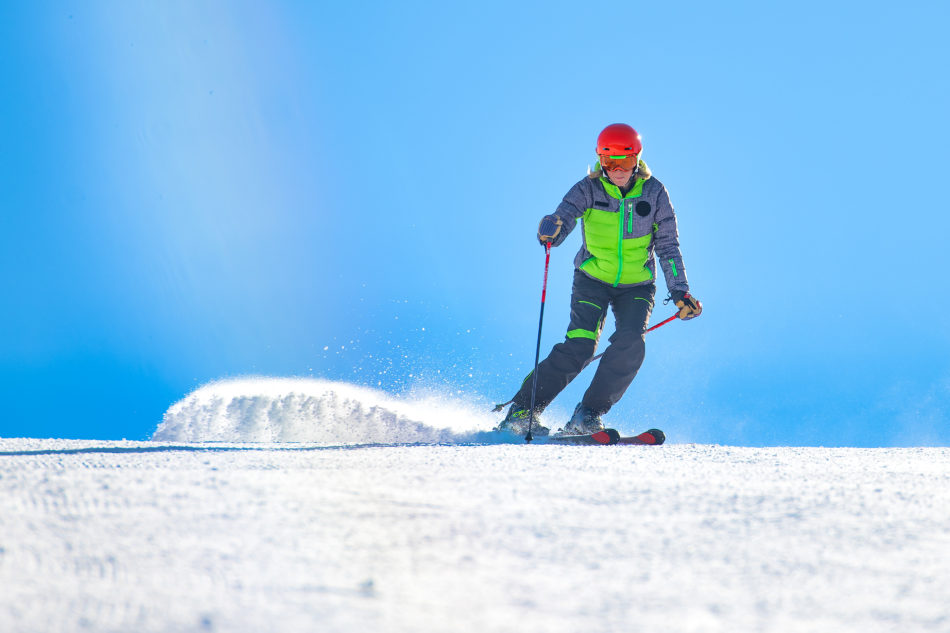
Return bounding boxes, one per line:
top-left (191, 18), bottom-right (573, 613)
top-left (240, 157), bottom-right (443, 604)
top-left (615, 199), bottom-right (625, 286)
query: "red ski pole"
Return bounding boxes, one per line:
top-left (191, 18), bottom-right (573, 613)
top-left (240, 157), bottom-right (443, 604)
top-left (645, 312), bottom-right (679, 334)
top-left (525, 242), bottom-right (552, 443)
top-left (585, 311), bottom-right (680, 367)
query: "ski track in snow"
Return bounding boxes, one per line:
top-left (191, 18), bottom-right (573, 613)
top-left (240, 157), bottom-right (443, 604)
top-left (1, 378), bottom-right (949, 632)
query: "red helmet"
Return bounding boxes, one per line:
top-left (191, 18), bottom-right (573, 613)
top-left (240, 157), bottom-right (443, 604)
top-left (596, 123), bottom-right (642, 156)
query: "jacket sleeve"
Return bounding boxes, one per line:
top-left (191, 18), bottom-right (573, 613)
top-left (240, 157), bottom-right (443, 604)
top-left (548, 179), bottom-right (590, 247)
top-left (653, 183), bottom-right (690, 295)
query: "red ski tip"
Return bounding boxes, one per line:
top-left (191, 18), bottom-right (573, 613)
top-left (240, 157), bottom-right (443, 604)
top-left (591, 429), bottom-right (621, 445)
top-left (635, 429), bottom-right (666, 445)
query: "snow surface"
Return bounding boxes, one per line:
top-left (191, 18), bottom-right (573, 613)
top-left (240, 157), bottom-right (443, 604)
top-left (2, 378), bottom-right (949, 632)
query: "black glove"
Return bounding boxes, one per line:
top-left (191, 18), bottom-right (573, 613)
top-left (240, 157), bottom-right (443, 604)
top-left (670, 290), bottom-right (702, 320)
top-left (537, 214), bottom-right (563, 246)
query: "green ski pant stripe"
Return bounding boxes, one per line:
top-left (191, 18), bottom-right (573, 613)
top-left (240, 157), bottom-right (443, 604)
top-left (566, 329), bottom-right (599, 340)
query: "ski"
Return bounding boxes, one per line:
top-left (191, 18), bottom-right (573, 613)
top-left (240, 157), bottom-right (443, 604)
top-left (616, 428), bottom-right (665, 445)
top-left (546, 428), bottom-right (621, 445)
top-left (544, 428), bottom-right (665, 446)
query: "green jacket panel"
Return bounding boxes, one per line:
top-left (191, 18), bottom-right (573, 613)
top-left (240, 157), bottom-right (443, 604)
top-left (578, 207), bottom-right (654, 286)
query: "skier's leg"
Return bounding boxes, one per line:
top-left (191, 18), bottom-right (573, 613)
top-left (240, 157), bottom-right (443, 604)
top-left (581, 284), bottom-right (655, 414)
top-left (509, 272), bottom-right (608, 413)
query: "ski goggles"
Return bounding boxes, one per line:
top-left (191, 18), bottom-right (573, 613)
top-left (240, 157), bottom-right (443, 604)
top-left (599, 153), bottom-right (639, 171)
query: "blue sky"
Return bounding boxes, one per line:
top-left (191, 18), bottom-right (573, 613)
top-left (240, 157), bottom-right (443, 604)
top-left (1, 1), bottom-right (948, 445)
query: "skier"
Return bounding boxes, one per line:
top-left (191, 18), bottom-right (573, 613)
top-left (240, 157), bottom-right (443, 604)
top-left (496, 123), bottom-right (702, 437)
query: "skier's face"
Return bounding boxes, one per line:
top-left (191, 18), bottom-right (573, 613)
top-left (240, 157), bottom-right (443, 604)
top-left (599, 153), bottom-right (638, 188)
top-left (605, 167), bottom-right (634, 187)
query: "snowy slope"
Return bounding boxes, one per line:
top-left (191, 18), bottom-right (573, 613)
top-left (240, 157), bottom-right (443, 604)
top-left (2, 379), bottom-right (949, 632)
top-left (1, 439), bottom-right (949, 633)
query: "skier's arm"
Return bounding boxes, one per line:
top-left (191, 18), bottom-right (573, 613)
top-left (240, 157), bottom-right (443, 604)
top-left (546, 180), bottom-right (590, 246)
top-left (653, 185), bottom-right (690, 296)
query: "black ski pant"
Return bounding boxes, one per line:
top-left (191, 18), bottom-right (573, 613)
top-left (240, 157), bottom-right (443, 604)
top-left (513, 271), bottom-right (655, 415)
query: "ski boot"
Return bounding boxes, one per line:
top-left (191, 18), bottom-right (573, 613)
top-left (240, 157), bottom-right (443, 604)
top-left (494, 405), bottom-right (550, 437)
top-left (556, 402), bottom-right (605, 436)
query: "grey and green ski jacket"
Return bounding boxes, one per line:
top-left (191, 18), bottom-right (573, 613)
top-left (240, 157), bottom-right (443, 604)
top-left (550, 160), bottom-right (690, 295)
